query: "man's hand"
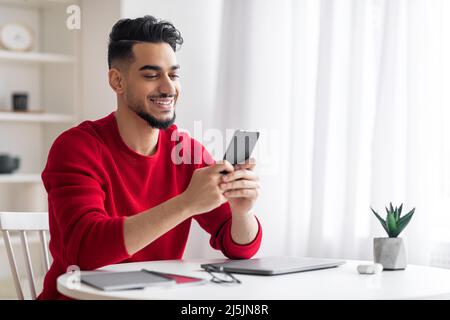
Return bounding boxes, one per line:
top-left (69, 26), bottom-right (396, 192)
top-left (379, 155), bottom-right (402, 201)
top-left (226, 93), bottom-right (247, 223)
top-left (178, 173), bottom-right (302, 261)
top-left (180, 161), bottom-right (235, 216)
top-left (219, 158), bottom-right (259, 216)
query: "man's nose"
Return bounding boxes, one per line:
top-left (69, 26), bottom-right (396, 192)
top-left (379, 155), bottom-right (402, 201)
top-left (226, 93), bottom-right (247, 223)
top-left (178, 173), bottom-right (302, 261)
top-left (159, 75), bottom-right (176, 95)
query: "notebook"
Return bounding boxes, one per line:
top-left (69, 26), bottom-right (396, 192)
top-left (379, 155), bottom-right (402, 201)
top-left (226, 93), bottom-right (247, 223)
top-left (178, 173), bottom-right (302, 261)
top-left (80, 270), bottom-right (175, 291)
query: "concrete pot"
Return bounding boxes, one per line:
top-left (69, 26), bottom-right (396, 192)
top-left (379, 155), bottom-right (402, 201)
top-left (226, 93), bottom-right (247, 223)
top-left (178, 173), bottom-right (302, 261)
top-left (373, 237), bottom-right (407, 270)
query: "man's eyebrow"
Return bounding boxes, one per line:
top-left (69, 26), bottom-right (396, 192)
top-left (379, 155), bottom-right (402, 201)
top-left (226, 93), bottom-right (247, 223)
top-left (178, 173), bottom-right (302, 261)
top-left (139, 64), bottom-right (180, 71)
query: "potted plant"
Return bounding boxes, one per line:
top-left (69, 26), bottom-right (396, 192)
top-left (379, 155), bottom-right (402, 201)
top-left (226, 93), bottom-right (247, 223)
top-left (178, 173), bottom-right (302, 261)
top-left (370, 203), bottom-right (415, 270)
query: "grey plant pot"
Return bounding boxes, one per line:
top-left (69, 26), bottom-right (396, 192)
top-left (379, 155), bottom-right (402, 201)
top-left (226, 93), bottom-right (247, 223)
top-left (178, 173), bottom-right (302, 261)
top-left (373, 237), bottom-right (407, 270)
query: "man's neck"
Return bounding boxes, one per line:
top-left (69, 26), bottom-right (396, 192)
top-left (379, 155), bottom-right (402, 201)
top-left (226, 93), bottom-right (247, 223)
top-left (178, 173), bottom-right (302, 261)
top-left (115, 106), bottom-right (159, 157)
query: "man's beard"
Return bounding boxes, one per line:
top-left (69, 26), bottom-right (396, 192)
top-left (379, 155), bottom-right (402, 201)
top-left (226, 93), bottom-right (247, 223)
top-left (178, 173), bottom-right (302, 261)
top-left (129, 97), bottom-right (176, 129)
top-left (136, 109), bottom-right (176, 129)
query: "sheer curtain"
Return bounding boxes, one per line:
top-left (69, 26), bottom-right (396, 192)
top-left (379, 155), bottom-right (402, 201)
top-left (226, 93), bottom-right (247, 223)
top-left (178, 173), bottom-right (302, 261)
top-left (213, 0), bottom-right (448, 265)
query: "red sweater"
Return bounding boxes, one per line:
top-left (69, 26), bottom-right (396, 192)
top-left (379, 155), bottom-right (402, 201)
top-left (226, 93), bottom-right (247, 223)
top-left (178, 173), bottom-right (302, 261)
top-left (38, 112), bottom-right (262, 300)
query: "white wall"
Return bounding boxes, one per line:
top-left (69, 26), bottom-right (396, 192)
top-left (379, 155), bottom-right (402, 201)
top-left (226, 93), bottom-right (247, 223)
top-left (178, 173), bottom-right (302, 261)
top-left (80, 0), bottom-right (121, 120)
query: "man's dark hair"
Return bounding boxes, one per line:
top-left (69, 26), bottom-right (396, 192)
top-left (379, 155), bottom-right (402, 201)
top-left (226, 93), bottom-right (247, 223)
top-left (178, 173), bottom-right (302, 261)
top-left (108, 15), bottom-right (183, 69)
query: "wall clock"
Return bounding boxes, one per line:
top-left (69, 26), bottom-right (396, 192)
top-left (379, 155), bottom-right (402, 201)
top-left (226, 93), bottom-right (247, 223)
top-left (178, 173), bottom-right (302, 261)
top-left (0, 23), bottom-right (33, 51)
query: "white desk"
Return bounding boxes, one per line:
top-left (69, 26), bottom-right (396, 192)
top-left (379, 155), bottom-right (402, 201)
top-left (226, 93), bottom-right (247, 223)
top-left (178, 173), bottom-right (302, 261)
top-left (57, 258), bottom-right (450, 300)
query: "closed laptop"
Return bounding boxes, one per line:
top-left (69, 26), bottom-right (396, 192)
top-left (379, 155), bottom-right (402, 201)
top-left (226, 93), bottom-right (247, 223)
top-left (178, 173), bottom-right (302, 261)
top-left (201, 257), bottom-right (346, 276)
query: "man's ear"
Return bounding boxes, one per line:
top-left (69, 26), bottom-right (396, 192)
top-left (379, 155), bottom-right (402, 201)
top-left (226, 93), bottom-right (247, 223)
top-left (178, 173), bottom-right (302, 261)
top-left (108, 68), bottom-right (126, 94)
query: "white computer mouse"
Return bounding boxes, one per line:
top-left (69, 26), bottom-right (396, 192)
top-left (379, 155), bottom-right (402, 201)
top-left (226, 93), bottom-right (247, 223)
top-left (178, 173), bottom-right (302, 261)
top-left (357, 263), bottom-right (383, 274)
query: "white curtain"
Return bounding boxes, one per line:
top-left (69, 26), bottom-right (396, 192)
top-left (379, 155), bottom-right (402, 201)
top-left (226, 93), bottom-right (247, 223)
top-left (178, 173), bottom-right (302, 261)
top-left (213, 0), bottom-right (448, 265)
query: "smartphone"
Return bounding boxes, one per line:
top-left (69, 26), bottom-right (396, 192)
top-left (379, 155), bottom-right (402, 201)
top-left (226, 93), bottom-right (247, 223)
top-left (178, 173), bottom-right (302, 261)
top-left (223, 130), bottom-right (260, 167)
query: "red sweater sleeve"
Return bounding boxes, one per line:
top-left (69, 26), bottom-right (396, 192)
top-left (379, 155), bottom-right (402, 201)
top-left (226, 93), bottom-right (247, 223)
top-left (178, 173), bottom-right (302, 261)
top-left (190, 138), bottom-right (263, 259)
top-left (42, 129), bottom-right (130, 270)
top-left (194, 203), bottom-right (262, 259)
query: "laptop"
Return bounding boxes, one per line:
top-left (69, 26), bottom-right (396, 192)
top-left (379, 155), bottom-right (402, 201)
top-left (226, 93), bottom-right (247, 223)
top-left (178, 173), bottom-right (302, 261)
top-left (201, 257), bottom-right (346, 276)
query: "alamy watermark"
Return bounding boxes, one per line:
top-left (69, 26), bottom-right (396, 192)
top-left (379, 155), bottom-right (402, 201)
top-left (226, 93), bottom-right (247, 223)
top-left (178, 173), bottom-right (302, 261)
top-left (66, 5), bottom-right (81, 30)
top-left (170, 121), bottom-right (280, 176)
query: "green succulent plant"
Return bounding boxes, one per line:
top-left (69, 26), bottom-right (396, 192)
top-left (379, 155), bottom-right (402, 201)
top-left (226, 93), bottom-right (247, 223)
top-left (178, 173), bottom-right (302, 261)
top-left (370, 203), bottom-right (415, 238)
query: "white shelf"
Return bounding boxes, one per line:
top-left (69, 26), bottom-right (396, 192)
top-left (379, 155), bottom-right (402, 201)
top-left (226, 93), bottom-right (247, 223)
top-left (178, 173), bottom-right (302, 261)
top-left (0, 173), bottom-right (41, 184)
top-left (0, 0), bottom-right (71, 9)
top-left (0, 0), bottom-right (79, 214)
top-left (0, 112), bottom-right (75, 123)
top-left (0, 50), bottom-right (74, 64)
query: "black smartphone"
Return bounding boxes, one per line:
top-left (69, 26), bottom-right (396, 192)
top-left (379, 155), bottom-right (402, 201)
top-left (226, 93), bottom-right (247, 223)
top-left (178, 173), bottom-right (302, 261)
top-left (221, 130), bottom-right (260, 173)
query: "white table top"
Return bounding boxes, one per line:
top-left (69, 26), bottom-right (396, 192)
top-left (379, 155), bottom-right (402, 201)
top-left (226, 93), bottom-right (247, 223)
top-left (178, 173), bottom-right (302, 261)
top-left (57, 258), bottom-right (450, 300)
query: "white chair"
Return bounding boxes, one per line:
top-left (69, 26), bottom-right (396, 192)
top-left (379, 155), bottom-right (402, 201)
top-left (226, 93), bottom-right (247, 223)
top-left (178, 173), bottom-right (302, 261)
top-left (0, 212), bottom-right (50, 300)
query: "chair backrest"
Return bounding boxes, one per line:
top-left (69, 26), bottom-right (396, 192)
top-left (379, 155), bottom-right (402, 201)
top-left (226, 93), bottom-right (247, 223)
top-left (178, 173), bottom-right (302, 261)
top-left (0, 212), bottom-right (50, 300)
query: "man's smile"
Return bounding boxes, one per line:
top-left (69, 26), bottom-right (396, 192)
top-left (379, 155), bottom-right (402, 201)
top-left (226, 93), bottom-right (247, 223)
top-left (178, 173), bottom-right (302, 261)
top-left (149, 97), bottom-right (175, 110)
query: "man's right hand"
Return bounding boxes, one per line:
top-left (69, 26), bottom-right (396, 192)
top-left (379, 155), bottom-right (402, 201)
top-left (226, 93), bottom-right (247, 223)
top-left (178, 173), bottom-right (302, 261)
top-left (180, 161), bottom-right (235, 216)
top-left (124, 160), bottom-right (235, 255)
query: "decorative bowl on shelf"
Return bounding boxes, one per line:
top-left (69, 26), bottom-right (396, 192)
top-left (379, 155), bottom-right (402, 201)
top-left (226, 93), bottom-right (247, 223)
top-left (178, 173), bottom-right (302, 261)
top-left (0, 153), bottom-right (20, 174)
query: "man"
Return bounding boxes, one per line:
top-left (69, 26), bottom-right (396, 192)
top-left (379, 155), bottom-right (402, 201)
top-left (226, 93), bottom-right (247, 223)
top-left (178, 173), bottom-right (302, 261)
top-left (38, 15), bottom-right (262, 299)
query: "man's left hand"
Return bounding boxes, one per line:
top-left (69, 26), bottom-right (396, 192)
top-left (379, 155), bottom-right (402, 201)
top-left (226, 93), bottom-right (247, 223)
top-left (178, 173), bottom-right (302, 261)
top-left (219, 158), bottom-right (259, 215)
